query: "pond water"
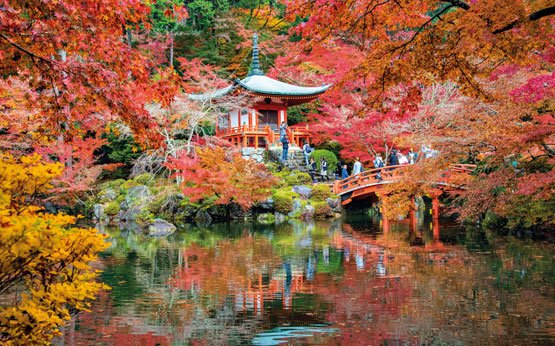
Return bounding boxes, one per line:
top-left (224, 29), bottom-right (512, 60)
top-left (57, 212), bottom-right (555, 345)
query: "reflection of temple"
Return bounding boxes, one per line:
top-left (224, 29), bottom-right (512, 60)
top-left (191, 34), bottom-right (330, 148)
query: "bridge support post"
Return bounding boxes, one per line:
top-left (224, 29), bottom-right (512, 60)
top-left (432, 196), bottom-right (440, 220)
top-left (409, 197), bottom-right (417, 233)
top-left (432, 217), bottom-right (440, 241)
top-left (381, 203), bottom-right (390, 236)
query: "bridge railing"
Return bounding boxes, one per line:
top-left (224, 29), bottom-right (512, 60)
top-left (334, 163), bottom-right (476, 196)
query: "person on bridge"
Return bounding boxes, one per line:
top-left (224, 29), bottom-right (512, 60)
top-left (373, 154), bottom-right (384, 168)
top-left (388, 150), bottom-right (399, 166)
top-left (398, 152), bottom-right (409, 165)
top-left (373, 154), bottom-right (384, 180)
top-left (341, 164), bottom-right (348, 179)
top-left (408, 148), bottom-right (418, 164)
top-left (352, 157), bottom-right (363, 175)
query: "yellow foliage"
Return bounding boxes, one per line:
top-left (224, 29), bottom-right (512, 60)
top-left (0, 152), bottom-right (108, 345)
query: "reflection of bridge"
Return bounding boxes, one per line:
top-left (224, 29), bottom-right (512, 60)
top-left (333, 164), bottom-right (476, 217)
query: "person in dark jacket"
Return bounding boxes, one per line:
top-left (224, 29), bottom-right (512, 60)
top-left (388, 150), bottom-right (399, 166)
top-left (308, 158), bottom-right (317, 182)
top-left (281, 136), bottom-right (289, 161)
top-left (341, 164), bottom-right (349, 180)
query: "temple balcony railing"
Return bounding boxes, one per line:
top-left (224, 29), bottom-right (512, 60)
top-left (216, 123), bottom-right (313, 148)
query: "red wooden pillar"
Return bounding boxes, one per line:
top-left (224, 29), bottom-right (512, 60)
top-left (381, 203), bottom-right (390, 236)
top-left (432, 196), bottom-right (440, 219)
top-left (409, 196), bottom-right (417, 233)
top-left (432, 217), bottom-right (440, 241)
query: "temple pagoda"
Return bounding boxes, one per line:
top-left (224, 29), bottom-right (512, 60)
top-left (191, 34), bottom-right (330, 148)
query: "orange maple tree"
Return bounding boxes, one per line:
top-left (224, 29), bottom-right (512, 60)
top-left (279, 0), bottom-right (554, 226)
top-left (165, 146), bottom-right (277, 210)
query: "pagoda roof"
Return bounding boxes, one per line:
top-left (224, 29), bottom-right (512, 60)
top-left (237, 75), bottom-right (330, 96)
top-left (188, 34), bottom-right (330, 103)
top-left (188, 75), bottom-right (330, 102)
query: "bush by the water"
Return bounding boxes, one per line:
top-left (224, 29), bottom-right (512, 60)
top-left (311, 149), bottom-right (338, 173)
top-left (313, 201), bottom-right (333, 218)
top-left (272, 188), bottom-right (300, 214)
top-left (311, 184), bottom-right (333, 201)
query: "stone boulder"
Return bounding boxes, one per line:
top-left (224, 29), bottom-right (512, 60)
top-left (292, 185), bottom-right (312, 199)
top-left (195, 210), bottom-right (212, 226)
top-left (125, 185), bottom-right (151, 205)
top-left (99, 188), bottom-right (117, 202)
top-left (258, 197), bottom-right (274, 211)
top-left (147, 219), bottom-right (177, 237)
top-left (288, 198), bottom-right (303, 218)
top-left (326, 197), bottom-right (342, 213)
top-left (252, 154), bottom-right (264, 163)
top-left (242, 147), bottom-right (256, 156)
top-left (93, 204), bottom-right (105, 220)
top-left (301, 204), bottom-right (315, 220)
top-left (274, 212), bottom-right (286, 223)
top-left (257, 213), bottom-right (275, 224)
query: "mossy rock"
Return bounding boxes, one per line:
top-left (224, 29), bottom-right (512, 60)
top-left (257, 213), bottom-right (275, 224)
top-left (133, 172), bottom-right (155, 186)
top-left (313, 201), bottom-right (333, 218)
top-left (122, 179), bottom-right (140, 190)
top-left (311, 184), bottom-right (332, 201)
top-left (284, 171), bottom-right (312, 186)
top-left (482, 211), bottom-right (508, 230)
top-left (272, 188), bottom-right (300, 214)
top-left (105, 201), bottom-right (121, 216)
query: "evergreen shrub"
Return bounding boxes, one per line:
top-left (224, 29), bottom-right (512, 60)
top-left (311, 149), bottom-right (338, 174)
top-left (284, 171), bottom-right (312, 186)
top-left (311, 184), bottom-right (333, 201)
top-left (272, 188), bottom-right (300, 214)
top-left (313, 201), bottom-right (333, 218)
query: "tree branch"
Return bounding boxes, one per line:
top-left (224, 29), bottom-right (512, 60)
top-left (530, 6), bottom-right (555, 21)
top-left (493, 6), bottom-right (555, 34)
top-left (441, 0), bottom-right (469, 10)
top-left (0, 33), bottom-right (53, 65)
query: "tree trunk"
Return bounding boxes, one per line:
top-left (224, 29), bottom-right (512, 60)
top-left (169, 33), bottom-right (174, 68)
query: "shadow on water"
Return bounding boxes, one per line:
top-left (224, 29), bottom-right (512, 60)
top-left (56, 209), bottom-right (555, 345)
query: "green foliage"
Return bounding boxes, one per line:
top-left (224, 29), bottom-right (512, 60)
top-left (482, 211), bottom-right (508, 230)
top-left (311, 184), bottom-right (332, 202)
top-left (105, 201), bottom-right (121, 216)
top-left (287, 104), bottom-right (315, 125)
top-left (505, 195), bottom-right (555, 229)
top-left (272, 187), bottom-right (299, 214)
top-left (284, 171), bottom-right (312, 186)
top-left (310, 149), bottom-right (338, 173)
top-left (96, 127), bottom-right (142, 167)
top-left (312, 201), bottom-right (332, 218)
top-left (132, 173), bottom-right (155, 186)
top-left (316, 141), bottom-right (342, 161)
top-left (187, 0), bottom-right (216, 29)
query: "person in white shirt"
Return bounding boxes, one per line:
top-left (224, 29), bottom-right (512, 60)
top-left (352, 157), bottom-right (363, 175)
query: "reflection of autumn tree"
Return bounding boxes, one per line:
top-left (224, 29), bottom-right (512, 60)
top-left (171, 236), bottom-right (282, 297)
top-left (342, 221), bottom-right (555, 344)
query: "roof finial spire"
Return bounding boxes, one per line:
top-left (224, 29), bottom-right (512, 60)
top-left (248, 33), bottom-right (264, 76)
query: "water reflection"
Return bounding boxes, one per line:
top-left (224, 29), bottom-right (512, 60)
top-left (57, 212), bottom-right (555, 345)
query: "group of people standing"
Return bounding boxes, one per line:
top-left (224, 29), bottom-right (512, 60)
top-left (280, 122), bottom-right (435, 183)
top-left (337, 148), bottom-right (421, 180)
top-left (281, 124), bottom-right (330, 182)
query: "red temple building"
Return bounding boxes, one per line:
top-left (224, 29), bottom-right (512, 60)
top-left (190, 34), bottom-right (330, 148)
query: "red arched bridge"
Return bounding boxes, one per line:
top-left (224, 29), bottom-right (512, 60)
top-left (333, 164), bottom-right (476, 217)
